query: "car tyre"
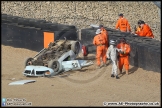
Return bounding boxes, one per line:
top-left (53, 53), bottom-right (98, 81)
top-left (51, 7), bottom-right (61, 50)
top-left (25, 57), bottom-right (34, 67)
top-left (48, 60), bottom-right (60, 72)
top-left (71, 41), bottom-right (80, 55)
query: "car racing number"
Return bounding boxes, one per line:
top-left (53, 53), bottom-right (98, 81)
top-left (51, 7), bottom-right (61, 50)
top-left (72, 62), bottom-right (78, 68)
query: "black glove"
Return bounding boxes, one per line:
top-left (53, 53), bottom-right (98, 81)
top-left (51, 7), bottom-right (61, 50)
top-left (107, 58), bottom-right (110, 60)
top-left (120, 51), bottom-right (124, 55)
top-left (117, 55), bottom-right (119, 60)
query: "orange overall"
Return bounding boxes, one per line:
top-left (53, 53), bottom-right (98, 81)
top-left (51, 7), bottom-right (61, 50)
top-left (117, 43), bottom-right (131, 71)
top-left (93, 34), bottom-right (107, 66)
top-left (100, 27), bottom-right (108, 51)
top-left (136, 24), bottom-right (154, 38)
top-left (115, 18), bottom-right (131, 32)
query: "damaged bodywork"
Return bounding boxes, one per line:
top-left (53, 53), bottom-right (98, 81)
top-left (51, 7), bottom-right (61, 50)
top-left (8, 80), bottom-right (36, 85)
top-left (23, 38), bottom-right (93, 77)
top-left (23, 60), bottom-right (93, 77)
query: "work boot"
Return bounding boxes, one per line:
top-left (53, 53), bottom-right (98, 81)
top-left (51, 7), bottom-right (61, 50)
top-left (116, 75), bottom-right (120, 79)
top-left (103, 63), bottom-right (107, 67)
top-left (111, 74), bottom-right (115, 77)
top-left (96, 65), bottom-right (101, 69)
top-left (119, 70), bottom-right (122, 74)
top-left (126, 70), bottom-right (129, 75)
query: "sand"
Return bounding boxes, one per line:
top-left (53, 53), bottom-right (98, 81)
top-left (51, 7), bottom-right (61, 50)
top-left (1, 45), bottom-right (161, 107)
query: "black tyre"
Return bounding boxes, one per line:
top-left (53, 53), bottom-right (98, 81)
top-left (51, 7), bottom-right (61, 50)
top-left (25, 57), bottom-right (34, 67)
top-left (144, 39), bottom-right (156, 44)
top-left (16, 25), bottom-right (25, 27)
top-left (1, 19), bottom-right (13, 23)
top-left (28, 18), bottom-right (46, 23)
top-left (58, 30), bottom-right (77, 40)
top-left (48, 60), bottom-right (60, 72)
top-left (6, 15), bottom-right (14, 21)
top-left (81, 29), bottom-right (96, 45)
top-left (71, 41), bottom-right (80, 55)
top-left (45, 21), bottom-right (53, 23)
top-left (28, 19), bottom-right (46, 27)
top-left (49, 24), bottom-right (59, 31)
top-left (145, 47), bottom-right (161, 72)
top-left (7, 22), bottom-right (19, 26)
top-left (39, 23), bottom-right (54, 31)
top-left (129, 41), bottom-right (138, 67)
top-left (107, 28), bottom-right (120, 32)
top-left (10, 16), bottom-right (21, 22)
top-left (124, 36), bottom-right (134, 42)
top-left (2, 14), bottom-right (8, 19)
top-left (17, 18), bottom-right (29, 26)
top-left (109, 35), bottom-right (125, 39)
top-left (136, 43), bottom-right (149, 69)
top-left (57, 24), bottom-right (76, 30)
top-left (23, 26), bottom-right (41, 30)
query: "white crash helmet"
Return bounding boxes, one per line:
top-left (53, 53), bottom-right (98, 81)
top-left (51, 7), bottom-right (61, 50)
top-left (96, 29), bottom-right (101, 34)
top-left (110, 39), bottom-right (116, 45)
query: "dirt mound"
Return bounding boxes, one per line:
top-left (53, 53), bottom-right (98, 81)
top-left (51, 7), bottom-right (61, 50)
top-left (1, 45), bottom-right (161, 106)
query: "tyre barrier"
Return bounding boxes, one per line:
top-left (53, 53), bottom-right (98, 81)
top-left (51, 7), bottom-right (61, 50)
top-left (80, 28), bottom-right (98, 53)
top-left (145, 47), bottom-right (161, 72)
top-left (129, 41), bottom-right (139, 67)
top-left (2, 14), bottom-right (77, 31)
top-left (136, 42), bottom-right (148, 69)
top-left (1, 14), bottom-right (78, 52)
top-left (81, 27), bottom-right (161, 73)
top-left (2, 23), bottom-right (44, 51)
top-left (54, 30), bottom-right (78, 41)
top-left (2, 19), bottom-right (14, 23)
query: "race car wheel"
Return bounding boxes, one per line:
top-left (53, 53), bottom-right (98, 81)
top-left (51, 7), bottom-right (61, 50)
top-left (25, 57), bottom-right (34, 67)
top-left (71, 41), bottom-right (80, 55)
top-left (48, 60), bottom-right (60, 72)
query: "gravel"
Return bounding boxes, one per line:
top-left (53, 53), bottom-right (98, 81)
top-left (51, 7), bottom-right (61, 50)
top-left (1, 1), bottom-right (161, 40)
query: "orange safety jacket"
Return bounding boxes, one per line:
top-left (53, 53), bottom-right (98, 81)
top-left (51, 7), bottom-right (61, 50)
top-left (136, 24), bottom-right (154, 38)
top-left (100, 28), bottom-right (108, 46)
top-left (117, 43), bottom-right (131, 57)
top-left (115, 18), bottom-right (131, 32)
top-left (93, 34), bottom-right (106, 46)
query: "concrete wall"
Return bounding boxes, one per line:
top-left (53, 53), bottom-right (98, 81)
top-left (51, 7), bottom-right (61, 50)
top-left (1, 1), bottom-right (161, 40)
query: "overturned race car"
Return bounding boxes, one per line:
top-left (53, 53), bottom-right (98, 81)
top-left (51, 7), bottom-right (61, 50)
top-left (23, 38), bottom-right (93, 77)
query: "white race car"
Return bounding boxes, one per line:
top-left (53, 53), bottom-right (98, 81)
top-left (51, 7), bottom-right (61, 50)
top-left (23, 38), bottom-right (93, 77)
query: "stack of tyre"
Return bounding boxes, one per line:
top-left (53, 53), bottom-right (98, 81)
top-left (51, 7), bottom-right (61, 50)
top-left (81, 27), bottom-right (98, 53)
top-left (1, 13), bottom-right (78, 51)
top-left (81, 27), bottom-right (161, 73)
